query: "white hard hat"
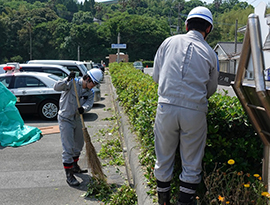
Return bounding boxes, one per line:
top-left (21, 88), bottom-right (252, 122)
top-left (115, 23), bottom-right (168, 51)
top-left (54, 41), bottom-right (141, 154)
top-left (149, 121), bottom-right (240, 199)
top-left (185, 6), bottom-right (213, 31)
top-left (87, 68), bottom-right (103, 84)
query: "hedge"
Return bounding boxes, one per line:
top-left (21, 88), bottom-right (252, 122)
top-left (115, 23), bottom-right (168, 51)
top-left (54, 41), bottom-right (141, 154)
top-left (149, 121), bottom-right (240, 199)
top-left (109, 62), bottom-right (264, 203)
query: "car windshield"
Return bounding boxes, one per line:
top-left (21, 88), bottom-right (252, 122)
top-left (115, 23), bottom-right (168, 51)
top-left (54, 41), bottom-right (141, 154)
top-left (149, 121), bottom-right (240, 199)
top-left (78, 64), bottom-right (87, 75)
top-left (134, 62), bottom-right (142, 66)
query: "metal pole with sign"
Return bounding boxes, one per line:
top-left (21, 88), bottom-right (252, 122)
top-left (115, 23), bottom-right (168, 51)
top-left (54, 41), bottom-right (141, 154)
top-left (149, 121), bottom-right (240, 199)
top-left (111, 33), bottom-right (127, 63)
top-left (117, 33), bottom-right (120, 63)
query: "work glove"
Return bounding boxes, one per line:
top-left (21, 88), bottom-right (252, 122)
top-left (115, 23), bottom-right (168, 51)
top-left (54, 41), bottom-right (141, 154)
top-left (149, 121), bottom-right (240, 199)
top-left (78, 107), bottom-right (84, 114)
top-left (67, 71), bottom-right (75, 82)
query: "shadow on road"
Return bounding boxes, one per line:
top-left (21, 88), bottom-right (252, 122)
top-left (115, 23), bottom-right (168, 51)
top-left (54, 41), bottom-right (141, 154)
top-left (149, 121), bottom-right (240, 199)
top-left (92, 103), bottom-right (105, 109)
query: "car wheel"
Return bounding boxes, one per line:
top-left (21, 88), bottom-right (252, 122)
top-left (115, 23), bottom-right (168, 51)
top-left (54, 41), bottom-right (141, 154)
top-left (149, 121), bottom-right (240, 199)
top-left (38, 100), bottom-right (59, 120)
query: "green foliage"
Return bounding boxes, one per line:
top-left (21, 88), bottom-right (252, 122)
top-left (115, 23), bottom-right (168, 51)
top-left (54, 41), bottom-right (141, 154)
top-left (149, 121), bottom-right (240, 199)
top-left (86, 179), bottom-right (138, 204)
top-left (0, 0), bottom-right (264, 63)
top-left (85, 178), bottom-right (113, 201)
top-left (110, 63), bottom-right (264, 204)
top-left (206, 92), bottom-right (263, 174)
top-left (216, 5), bottom-right (254, 42)
top-left (98, 138), bottom-right (125, 166)
top-left (142, 61), bottom-right (153, 67)
top-left (200, 162), bottom-right (269, 204)
top-left (98, 12), bottom-right (170, 61)
top-left (109, 184), bottom-right (138, 205)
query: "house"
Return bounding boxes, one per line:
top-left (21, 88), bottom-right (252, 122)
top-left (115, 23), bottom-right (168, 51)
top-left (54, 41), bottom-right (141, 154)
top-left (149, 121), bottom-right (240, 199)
top-left (214, 42), bottom-right (243, 74)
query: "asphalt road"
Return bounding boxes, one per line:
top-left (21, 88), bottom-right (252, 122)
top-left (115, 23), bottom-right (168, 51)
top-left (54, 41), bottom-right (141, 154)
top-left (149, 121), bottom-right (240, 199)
top-left (0, 74), bottom-right (128, 205)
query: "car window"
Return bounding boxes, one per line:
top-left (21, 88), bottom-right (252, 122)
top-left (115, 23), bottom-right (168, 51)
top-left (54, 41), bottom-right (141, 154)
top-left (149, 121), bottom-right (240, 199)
top-left (48, 74), bottom-right (62, 81)
top-left (43, 68), bottom-right (68, 78)
top-left (0, 76), bottom-right (12, 88)
top-left (133, 62), bottom-right (142, 66)
top-left (14, 76), bottom-right (46, 88)
top-left (65, 66), bottom-right (82, 77)
top-left (78, 64), bottom-right (87, 74)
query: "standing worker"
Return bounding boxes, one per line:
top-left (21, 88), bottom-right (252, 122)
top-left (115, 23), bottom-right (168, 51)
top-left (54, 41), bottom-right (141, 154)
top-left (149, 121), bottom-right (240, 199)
top-left (152, 6), bottom-right (219, 205)
top-left (54, 68), bottom-right (103, 186)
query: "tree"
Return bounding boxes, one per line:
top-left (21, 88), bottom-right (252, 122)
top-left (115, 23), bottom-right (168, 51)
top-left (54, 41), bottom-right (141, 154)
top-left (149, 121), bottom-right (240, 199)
top-left (72, 11), bottom-right (93, 24)
top-left (99, 13), bottom-right (170, 61)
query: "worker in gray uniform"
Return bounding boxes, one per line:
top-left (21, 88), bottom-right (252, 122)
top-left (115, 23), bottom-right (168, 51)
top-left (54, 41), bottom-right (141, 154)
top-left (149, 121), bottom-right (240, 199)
top-left (152, 6), bottom-right (219, 205)
top-left (54, 68), bottom-right (103, 186)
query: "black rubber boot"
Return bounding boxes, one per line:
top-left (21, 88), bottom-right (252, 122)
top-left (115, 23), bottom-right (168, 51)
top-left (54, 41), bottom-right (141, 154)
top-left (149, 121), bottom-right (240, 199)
top-left (73, 161), bottom-right (88, 173)
top-left (158, 191), bottom-right (171, 205)
top-left (178, 180), bottom-right (198, 205)
top-left (176, 201), bottom-right (196, 205)
top-left (65, 168), bottom-right (80, 186)
top-left (73, 157), bottom-right (88, 173)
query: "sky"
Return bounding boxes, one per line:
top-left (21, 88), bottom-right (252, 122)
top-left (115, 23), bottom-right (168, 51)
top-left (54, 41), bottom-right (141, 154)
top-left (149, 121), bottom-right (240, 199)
top-left (203, 0), bottom-right (270, 7)
top-left (77, 0), bottom-right (270, 8)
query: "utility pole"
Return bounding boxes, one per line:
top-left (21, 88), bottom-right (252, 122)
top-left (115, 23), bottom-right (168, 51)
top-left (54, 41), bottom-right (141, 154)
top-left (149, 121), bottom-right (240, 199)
top-left (77, 45), bottom-right (80, 61)
top-left (26, 18), bottom-right (32, 60)
top-left (29, 25), bottom-right (32, 60)
top-left (177, 2), bottom-right (181, 34)
top-left (117, 32), bottom-right (120, 63)
top-left (234, 19), bottom-right (238, 74)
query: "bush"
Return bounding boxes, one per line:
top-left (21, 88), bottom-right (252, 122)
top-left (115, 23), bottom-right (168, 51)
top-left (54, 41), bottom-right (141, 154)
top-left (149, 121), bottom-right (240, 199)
top-left (109, 62), bottom-right (265, 204)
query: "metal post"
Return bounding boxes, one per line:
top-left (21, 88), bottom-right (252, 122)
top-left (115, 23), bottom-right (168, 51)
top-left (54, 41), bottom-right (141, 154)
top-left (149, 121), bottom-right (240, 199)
top-left (77, 46), bottom-right (80, 61)
top-left (263, 145), bottom-right (270, 195)
top-left (29, 27), bottom-right (32, 60)
top-left (234, 19), bottom-right (238, 74)
top-left (117, 32), bottom-right (120, 63)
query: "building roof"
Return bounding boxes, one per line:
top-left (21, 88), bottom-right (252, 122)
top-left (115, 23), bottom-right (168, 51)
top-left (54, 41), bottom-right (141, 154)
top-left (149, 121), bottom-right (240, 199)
top-left (214, 42), bottom-right (243, 55)
top-left (214, 42), bottom-right (243, 60)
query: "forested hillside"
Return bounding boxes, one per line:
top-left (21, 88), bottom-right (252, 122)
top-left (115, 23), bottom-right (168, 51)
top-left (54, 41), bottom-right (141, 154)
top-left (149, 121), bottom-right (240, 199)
top-left (0, 0), bottom-right (265, 63)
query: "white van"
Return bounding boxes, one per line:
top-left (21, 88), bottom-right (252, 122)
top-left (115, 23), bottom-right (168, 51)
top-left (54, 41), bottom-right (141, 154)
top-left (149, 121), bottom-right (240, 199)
top-left (20, 64), bottom-right (70, 79)
top-left (28, 60), bottom-right (88, 77)
top-left (27, 60), bottom-right (101, 102)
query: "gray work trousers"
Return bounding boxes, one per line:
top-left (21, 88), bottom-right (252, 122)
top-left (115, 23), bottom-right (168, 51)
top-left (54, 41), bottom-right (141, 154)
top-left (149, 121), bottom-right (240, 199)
top-left (58, 115), bottom-right (84, 164)
top-left (154, 103), bottom-right (207, 184)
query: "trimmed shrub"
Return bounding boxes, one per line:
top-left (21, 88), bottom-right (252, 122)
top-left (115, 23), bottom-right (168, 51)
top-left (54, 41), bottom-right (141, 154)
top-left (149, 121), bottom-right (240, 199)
top-left (109, 62), bottom-right (264, 203)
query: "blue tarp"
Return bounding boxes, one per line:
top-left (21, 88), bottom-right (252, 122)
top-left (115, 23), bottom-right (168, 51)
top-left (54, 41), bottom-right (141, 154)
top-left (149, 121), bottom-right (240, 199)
top-left (0, 82), bottom-right (42, 147)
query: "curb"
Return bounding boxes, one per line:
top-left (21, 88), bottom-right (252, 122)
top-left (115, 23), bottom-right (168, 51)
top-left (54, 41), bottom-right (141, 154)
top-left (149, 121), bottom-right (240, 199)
top-left (107, 74), bottom-right (155, 205)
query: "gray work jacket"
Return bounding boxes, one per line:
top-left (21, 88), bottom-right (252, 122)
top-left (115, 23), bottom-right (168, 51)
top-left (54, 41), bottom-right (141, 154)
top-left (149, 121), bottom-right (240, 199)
top-left (53, 77), bottom-right (94, 119)
top-left (153, 30), bottom-right (219, 113)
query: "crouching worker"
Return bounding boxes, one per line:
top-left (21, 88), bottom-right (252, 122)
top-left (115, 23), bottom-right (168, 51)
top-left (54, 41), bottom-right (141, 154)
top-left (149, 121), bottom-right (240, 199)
top-left (54, 68), bottom-right (103, 186)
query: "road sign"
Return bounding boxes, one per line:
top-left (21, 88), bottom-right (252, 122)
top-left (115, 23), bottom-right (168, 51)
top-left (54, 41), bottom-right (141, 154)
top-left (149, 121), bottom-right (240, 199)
top-left (111, 44), bottom-right (127, 49)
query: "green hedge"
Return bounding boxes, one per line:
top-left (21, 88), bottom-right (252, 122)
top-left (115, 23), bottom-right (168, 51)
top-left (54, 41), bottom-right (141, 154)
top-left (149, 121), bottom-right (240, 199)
top-left (109, 62), bottom-right (264, 202)
top-left (142, 61), bottom-right (154, 67)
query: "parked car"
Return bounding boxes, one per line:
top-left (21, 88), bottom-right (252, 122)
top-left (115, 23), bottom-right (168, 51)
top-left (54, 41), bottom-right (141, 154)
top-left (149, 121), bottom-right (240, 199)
top-left (0, 70), bottom-right (62, 120)
top-left (27, 60), bottom-right (88, 77)
top-left (20, 64), bottom-right (70, 79)
top-left (83, 61), bottom-right (93, 70)
top-left (0, 64), bottom-right (5, 74)
top-left (27, 60), bottom-right (101, 102)
top-left (133, 61), bottom-right (144, 72)
top-left (93, 63), bottom-right (105, 73)
top-left (0, 62), bottom-right (21, 74)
